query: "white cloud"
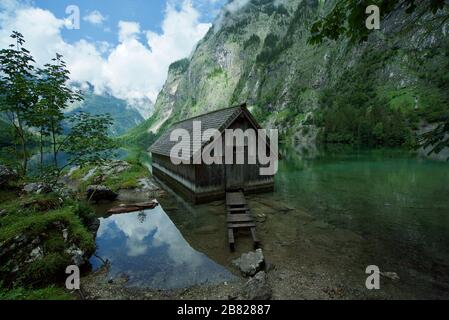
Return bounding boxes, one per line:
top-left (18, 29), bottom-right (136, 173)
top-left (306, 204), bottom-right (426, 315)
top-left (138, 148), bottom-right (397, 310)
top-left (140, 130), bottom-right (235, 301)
top-left (83, 10), bottom-right (106, 25)
top-left (226, 0), bottom-right (251, 13)
top-left (118, 20), bottom-right (140, 42)
top-left (213, 0), bottom-right (251, 32)
top-left (143, 1), bottom-right (212, 99)
top-left (0, 0), bottom-right (211, 117)
top-left (104, 36), bottom-right (154, 101)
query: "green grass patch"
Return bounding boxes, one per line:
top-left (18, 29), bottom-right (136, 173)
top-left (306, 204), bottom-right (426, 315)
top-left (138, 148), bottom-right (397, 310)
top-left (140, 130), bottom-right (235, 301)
top-left (118, 115), bottom-right (159, 151)
top-left (0, 192), bottom-right (95, 290)
top-left (0, 285), bottom-right (73, 300)
top-left (69, 166), bottom-right (92, 181)
top-left (124, 148), bottom-right (152, 168)
top-left (72, 160), bottom-right (149, 192)
top-left (103, 162), bottom-right (148, 191)
top-left (207, 67), bottom-right (225, 79)
top-left (0, 193), bottom-right (63, 216)
top-left (0, 204), bottom-right (94, 251)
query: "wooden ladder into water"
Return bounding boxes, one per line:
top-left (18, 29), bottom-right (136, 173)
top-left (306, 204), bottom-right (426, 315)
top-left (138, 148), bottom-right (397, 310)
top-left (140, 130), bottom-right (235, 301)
top-left (226, 191), bottom-right (260, 251)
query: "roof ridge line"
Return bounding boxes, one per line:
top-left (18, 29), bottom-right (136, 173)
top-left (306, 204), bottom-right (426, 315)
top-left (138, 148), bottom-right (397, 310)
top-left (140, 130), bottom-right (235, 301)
top-left (171, 103), bottom-right (247, 126)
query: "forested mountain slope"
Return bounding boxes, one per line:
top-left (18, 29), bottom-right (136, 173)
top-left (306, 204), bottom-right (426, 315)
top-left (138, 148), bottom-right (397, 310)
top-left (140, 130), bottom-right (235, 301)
top-left (66, 84), bottom-right (146, 136)
top-left (124, 0), bottom-right (449, 150)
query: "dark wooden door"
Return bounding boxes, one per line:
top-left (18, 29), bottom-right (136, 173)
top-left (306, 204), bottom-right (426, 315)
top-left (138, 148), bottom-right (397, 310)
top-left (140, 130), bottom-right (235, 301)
top-left (225, 147), bottom-right (245, 191)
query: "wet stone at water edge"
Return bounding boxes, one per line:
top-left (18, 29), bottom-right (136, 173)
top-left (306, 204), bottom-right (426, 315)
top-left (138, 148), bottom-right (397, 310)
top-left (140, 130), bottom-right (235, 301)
top-left (86, 185), bottom-right (118, 202)
top-left (239, 271), bottom-right (272, 300)
top-left (232, 249), bottom-right (265, 277)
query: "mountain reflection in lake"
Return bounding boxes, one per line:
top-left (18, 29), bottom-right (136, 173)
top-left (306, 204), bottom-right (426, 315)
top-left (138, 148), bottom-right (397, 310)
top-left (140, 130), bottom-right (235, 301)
top-left (90, 206), bottom-right (235, 289)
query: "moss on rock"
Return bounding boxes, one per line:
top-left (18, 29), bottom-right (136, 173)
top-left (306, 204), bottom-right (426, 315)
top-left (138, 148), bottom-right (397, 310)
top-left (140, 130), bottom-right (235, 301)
top-left (0, 193), bottom-right (95, 289)
top-left (70, 160), bottom-right (150, 192)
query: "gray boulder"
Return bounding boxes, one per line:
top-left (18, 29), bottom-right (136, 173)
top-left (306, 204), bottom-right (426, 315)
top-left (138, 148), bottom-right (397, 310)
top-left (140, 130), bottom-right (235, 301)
top-left (65, 245), bottom-right (86, 266)
top-left (240, 271), bottom-right (272, 300)
top-left (86, 185), bottom-right (118, 202)
top-left (23, 182), bottom-right (52, 194)
top-left (98, 160), bottom-right (130, 178)
top-left (137, 178), bottom-right (160, 192)
top-left (232, 249), bottom-right (265, 277)
top-left (53, 185), bottom-right (74, 198)
top-left (0, 165), bottom-right (17, 187)
top-left (26, 246), bottom-right (44, 263)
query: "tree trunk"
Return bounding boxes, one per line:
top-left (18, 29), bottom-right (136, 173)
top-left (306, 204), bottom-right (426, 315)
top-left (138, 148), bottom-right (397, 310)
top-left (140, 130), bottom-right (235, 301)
top-left (21, 135), bottom-right (27, 175)
top-left (40, 128), bottom-right (44, 173)
top-left (51, 120), bottom-right (58, 168)
top-left (17, 116), bottom-right (27, 175)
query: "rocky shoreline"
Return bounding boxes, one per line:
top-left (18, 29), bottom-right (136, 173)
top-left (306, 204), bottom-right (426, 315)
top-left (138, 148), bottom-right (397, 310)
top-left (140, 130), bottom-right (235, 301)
top-left (81, 248), bottom-right (273, 301)
top-left (1, 160), bottom-right (437, 300)
top-left (71, 161), bottom-right (400, 301)
top-left (0, 160), bottom-right (162, 295)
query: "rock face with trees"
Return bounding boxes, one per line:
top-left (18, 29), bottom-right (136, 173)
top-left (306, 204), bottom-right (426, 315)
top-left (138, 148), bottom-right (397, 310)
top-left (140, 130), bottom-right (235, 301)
top-left (1, 0), bottom-right (449, 301)
top-left (127, 0), bottom-right (448, 155)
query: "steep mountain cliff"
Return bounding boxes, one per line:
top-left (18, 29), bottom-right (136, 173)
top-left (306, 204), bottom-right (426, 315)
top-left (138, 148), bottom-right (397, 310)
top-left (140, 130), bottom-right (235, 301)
top-left (125, 0), bottom-right (449, 150)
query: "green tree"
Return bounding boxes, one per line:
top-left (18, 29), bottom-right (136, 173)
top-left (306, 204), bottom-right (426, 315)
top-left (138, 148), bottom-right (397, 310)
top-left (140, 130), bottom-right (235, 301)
top-left (419, 119), bottom-right (449, 157)
top-left (64, 112), bottom-right (116, 166)
top-left (309, 2), bottom-right (449, 151)
top-left (28, 82), bottom-right (49, 172)
top-left (309, 0), bottom-right (448, 44)
top-left (41, 112), bottom-right (116, 186)
top-left (1, 31), bottom-right (116, 183)
top-left (0, 31), bottom-right (37, 175)
top-left (318, 49), bottom-right (410, 147)
top-left (35, 54), bottom-right (83, 168)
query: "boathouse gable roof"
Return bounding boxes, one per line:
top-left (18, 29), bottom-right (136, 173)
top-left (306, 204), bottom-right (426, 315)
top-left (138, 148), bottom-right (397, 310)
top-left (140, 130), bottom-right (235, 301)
top-left (149, 103), bottom-right (259, 159)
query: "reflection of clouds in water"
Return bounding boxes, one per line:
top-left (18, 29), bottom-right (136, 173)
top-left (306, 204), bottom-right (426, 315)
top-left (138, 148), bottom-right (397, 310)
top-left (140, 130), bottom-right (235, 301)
top-left (98, 207), bottom-right (210, 267)
top-left (126, 226), bottom-right (153, 257)
top-left (96, 218), bottom-right (115, 238)
top-left (93, 206), bottom-right (234, 288)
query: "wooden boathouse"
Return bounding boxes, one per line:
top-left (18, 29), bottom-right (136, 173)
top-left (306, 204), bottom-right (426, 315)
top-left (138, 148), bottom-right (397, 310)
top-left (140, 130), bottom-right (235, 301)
top-left (149, 104), bottom-right (276, 204)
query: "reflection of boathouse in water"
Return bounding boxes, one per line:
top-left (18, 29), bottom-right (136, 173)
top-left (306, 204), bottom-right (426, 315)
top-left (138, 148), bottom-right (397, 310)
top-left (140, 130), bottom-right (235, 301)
top-left (149, 104), bottom-right (277, 204)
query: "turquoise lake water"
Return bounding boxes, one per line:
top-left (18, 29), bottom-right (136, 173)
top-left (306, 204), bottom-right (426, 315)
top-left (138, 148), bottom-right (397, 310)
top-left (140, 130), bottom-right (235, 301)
top-left (278, 147), bottom-right (449, 257)
top-left (90, 147), bottom-right (449, 297)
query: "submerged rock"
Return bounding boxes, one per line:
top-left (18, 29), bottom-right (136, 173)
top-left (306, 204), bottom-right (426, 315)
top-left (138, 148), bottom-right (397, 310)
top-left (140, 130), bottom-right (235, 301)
top-left (0, 165), bottom-right (17, 188)
top-left (239, 271), bottom-right (272, 300)
top-left (255, 213), bottom-right (267, 223)
top-left (233, 249), bottom-right (265, 277)
top-left (264, 261), bottom-right (276, 273)
top-left (86, 185), bottom-right (118, 202)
